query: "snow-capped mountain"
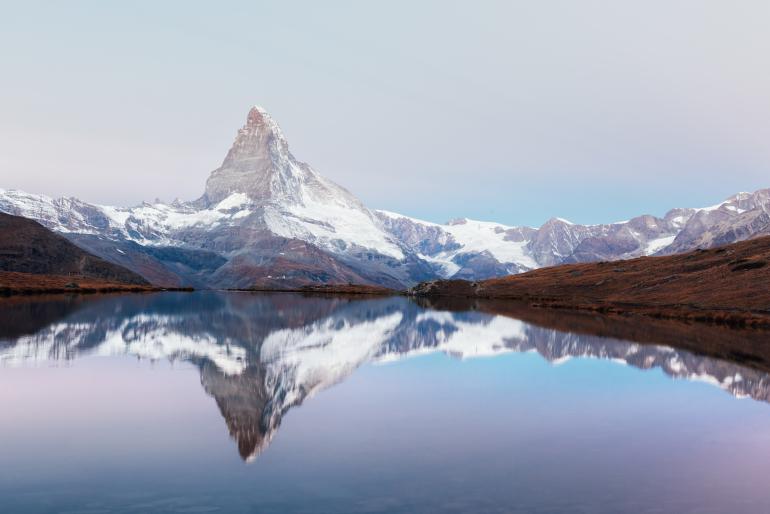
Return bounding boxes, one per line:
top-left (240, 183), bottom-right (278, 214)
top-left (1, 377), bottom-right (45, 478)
top-left (1, 106), bottom-right (769, 287)
top-left (0, 107), bottom-right (429, 288)
top-left (2, 292), bottom-right (768, 460)
top-left (199, 107), bottom-right (404, 260)
top-left (377, 189), bottom-right (770, 277)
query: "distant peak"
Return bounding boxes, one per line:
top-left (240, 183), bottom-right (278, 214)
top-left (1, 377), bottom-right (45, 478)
top-left (543, 217), bottom-right (574, 226)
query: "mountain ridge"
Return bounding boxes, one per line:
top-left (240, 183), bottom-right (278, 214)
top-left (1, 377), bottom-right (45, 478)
top-left (1, 106), bottom-right (768, 288)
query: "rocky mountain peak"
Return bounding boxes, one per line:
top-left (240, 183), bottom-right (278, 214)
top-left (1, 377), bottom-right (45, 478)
top-left (202, 106), bottom-right (302, 206)
top-left (220, 105), bottom-right (289, 171)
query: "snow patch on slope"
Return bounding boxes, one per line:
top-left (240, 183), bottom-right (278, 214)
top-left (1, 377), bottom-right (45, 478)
top-left (266, 178), bottom-right (405, 259)
top-left (376, 210), bottom-right (538, 275)
top-left (644, 235), bottom-right (676, 255)
top-left (442, 219), bottom-right (539, 268)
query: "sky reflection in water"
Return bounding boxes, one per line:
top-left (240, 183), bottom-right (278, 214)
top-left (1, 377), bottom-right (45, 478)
top-left (1, 292), bottom-right (770, 514)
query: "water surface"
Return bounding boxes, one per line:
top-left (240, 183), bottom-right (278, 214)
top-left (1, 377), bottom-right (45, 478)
top-left (1, 292), bottom-right (770, 513)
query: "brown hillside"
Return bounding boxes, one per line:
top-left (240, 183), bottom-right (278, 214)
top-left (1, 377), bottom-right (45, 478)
top-left (0, 212), bottom-right (148, 285)
top-left (0, 271), bottom-right (159, 295)
top-left (411, 236), bottom-right (770, 326)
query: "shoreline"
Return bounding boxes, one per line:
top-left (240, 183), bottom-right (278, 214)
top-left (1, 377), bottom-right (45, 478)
top-left (0, 271), bottom-right (193, 296)
top-left (228, 284), bottom-right (398, 296)
top-left (412, 291), bottom-right (770, 328)
top-left (408, 236), bottom-right (770, 329)
top-left (417, 296), bottom-right (770, 374)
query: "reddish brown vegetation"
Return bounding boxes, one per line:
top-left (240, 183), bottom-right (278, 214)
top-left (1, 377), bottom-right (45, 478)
top-left (0, 271), bottom-right (188, 295)
top-left (412, 236), bottom-right (770, 327)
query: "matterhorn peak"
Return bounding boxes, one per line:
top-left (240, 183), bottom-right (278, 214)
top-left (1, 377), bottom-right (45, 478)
top-left (220, 105), bottom-right (289, 170)
top-left (202, 105), bottom-right (302, 206)
top-left (244, 105), bottom-right (286, 141)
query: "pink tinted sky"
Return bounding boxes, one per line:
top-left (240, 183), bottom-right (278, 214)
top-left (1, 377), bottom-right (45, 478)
top-left (1, 1), bottom-right (769, 226)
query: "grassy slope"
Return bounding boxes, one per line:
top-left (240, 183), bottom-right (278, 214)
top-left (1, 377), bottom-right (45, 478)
top-left (413, 236), bottom-right (770, 326)
top-left (0, 271), bottom-right (171, 295)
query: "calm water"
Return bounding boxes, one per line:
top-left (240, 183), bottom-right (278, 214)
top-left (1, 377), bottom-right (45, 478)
top-left (1, 292), bottom-right (770, 514)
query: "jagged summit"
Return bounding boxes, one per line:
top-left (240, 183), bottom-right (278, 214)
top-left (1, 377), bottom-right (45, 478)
top-left (197, 105), bottom-right (405, 261)
top-left (220, 106), bottom-right (289, 170)
top-left (202, 105), bottom-right (303, 206)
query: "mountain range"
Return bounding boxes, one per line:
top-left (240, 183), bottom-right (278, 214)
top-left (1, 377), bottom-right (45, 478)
top-left (1, 106), bottom-right (768, 288)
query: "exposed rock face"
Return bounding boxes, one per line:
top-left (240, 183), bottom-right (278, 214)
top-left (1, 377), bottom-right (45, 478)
top-left (203, 107), bottom-right (294, 205)
top-left (202, 107), bottom-right (361, 212)
top-left (662, 190), bottom-right (770, 254)
top-left (0, 105), bottom-right (768, 287)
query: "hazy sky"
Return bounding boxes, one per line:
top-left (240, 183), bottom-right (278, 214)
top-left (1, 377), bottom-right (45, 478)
top-left (1, 1), bottom-right (769, 226)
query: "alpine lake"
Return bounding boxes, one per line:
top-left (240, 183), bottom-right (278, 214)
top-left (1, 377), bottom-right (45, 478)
top-left (2, 291), bottom-right (770, 514)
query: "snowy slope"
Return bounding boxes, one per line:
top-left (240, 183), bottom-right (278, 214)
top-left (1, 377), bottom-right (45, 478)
top-left (376, 210), bottom-right (538, 277)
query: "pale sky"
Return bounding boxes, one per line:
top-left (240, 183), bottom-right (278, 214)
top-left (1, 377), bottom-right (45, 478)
top-left (1, 1), bottom-right (769, 226)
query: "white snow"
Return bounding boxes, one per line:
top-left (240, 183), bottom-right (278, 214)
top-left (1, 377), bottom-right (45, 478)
top-left (99, 204), bottom-right (132, 228)
top-left (375, 209), bottom-right (539, 275)
top-left (215, 192), bottom-right (249, 210)
top-left (442, 219), bottom-right (539, 268)
top-left (418, 252), bottom-right (461, 278)
top-left (262, 166), bottom-right (405, 259)
top-left (0, 189), bottom-right (99, 234)
top-left (643, 235), bottom-right (676, 255)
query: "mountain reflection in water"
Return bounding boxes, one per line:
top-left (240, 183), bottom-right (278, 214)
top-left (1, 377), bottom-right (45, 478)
top-left (1, 292), bottom-right (768, 461)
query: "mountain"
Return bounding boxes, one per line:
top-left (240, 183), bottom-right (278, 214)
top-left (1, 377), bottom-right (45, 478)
top-left (0, 211), bottom-right (148, 286)
top-left (0, 106), bottom-right (768, 287)
top-left (378, 188), bottom-right (770, 275)
top-left (0, 107), bottom-right (431, 288)
top-left (2, 292), bottom-right (769, 461)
